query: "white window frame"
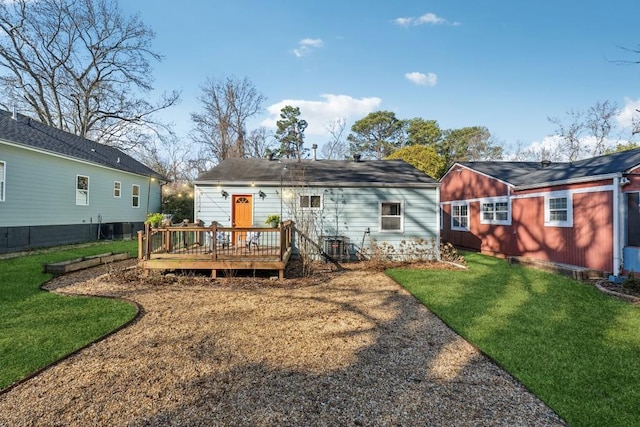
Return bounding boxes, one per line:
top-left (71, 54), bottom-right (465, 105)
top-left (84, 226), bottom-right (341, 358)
top-left (114, 181), bottom-right (121, 198)
top-left (299, 194), bottom-right (322, 210)
top-left (0, 161), bottom-right (5, 202)
top-left (544, 191), bottom-right (573, 227)
top-left (451, 202), bottom-right (469, 231)
top-left (380, 201), bottom-right (404, 232)
top-left (132, 184), bottom-right (140, 208)
top-left (480, 198), bottom-right (511, 225)
top-left (76, 175), bottom-right (89, 206)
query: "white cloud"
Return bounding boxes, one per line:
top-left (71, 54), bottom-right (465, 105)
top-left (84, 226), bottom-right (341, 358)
top-left (405, 71), bottom-right (437, 86)
top-left (616, 97), bottom-right (640, 129)
top-left (416, 13), bottom-right (446, 25)
top-left (261, 94), bottom-right (382, 135)
top-left (300, 38), bottom-right (323, 47)
top-left (394, 12), bottom-right (458, 27)
top-left (292, 38), bottom-right (323, 58)
top-left (394, 17), bottom-right (413, 26)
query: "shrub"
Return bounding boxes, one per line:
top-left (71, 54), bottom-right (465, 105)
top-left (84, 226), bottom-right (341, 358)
top-left (364, 238), bottom-right (465, 266)
top-left (623, 272), bottom-right (640, 292)
top-left (144, 212), bottom-right (164, 227)
top-left (265, 214), bottom-right (281, 225)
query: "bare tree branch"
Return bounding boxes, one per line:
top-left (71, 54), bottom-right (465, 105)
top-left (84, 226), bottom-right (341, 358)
top-left (0, 0), bottom-right (179, 149)
top-left (190, 76), bottom-right (266, 163)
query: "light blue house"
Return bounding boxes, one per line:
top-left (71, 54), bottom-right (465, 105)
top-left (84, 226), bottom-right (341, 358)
top-left (0, 109), bottom-right (166, 253)
top-left (193, 157), bottom-right (440, 260)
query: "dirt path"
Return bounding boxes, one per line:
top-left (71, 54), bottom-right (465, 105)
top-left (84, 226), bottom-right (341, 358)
top-left (0, 266), bottom-right (564, 426)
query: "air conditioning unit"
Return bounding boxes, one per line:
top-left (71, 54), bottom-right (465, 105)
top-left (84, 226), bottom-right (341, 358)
top-left (323, 236), bottom-right (350, 260)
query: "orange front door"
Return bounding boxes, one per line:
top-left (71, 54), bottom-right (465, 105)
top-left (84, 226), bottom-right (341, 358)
top-left (232, 195), bottom-right (253, 245)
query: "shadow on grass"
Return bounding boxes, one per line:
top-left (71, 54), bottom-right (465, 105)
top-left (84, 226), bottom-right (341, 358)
top-left (387, 252), bottom-right (640, 427)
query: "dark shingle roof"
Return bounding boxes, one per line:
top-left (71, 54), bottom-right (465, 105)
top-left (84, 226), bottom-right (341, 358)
top-left (0, 109), bottom-right (166, 180)
top-left (195, 158), bottom-right (439, 187)
top-left (456, 161), bottom-right (546, 186)
top-left (458, 147), bottom-right (640, 188)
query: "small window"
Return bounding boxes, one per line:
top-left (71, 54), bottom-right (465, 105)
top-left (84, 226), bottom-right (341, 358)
top-left (114, 181), bottom-right (121, 198)
top-left (545, 193), bottom-right (573, 227)
top-left (480, 199), bottom-right (510, 225)
top-left (451, 202), bottom-right (469, 231)
top-left (0, 161), bottom-right (5, 202)
top-left (132, 184), bottom-right (140, 208)
top-left (380, 201), bottom-right (403, 231)
top-left (300, 194), bottom-right (321, 209)
top-left (76, 175), bottom-right (89, 205)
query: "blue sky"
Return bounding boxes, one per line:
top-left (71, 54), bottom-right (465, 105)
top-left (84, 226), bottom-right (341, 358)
top-left (121, 1), bottom-right (640, 157)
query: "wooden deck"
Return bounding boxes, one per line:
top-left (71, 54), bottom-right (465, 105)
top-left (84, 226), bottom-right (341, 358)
top-left (137, 221), bottom-right (294, 280)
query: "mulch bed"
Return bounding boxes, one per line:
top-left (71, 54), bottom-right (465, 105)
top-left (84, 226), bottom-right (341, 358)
top-left (594, 279), bottom-right (640, 302)
top-left (0, 259), bottom-right (565, 426)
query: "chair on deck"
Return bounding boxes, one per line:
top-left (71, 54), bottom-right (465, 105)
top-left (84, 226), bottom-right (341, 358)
top-left (205, 223), bottom-right (230, 252)
top-left (245, 231), bottom-right (260, 252)
top-left (216, 231), bottom-right (230, 249)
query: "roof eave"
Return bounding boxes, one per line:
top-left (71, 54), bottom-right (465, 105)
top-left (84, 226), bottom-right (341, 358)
top-left (513, 173), bottom-right (620, 191)
top-left (442, 162), bottom-right (516, 187)
top-left (194, 180), bottom-right (440, 188)
top-left (2, 139), bottom-right (165, 181)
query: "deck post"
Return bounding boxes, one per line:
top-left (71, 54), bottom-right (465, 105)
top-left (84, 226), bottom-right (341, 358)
top-left (164, 228), bottom-right (171, 253)
top-left (279, 223), bottom-right (284, 262)
top-left (137, 230), bottom-right (144, 260)
top-left (212, 223), bottom-right (218, 261)
top-left (145, 223), bottom-right (152, 260)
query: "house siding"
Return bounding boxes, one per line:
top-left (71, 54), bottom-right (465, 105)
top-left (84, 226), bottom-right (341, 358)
top-left (0, 142), bottom-right (161, 252)
top-left (441, 165), bottom-right (615, 272)
top-left (195, 184), bottom-right (439, 257)
top-left (1, 143), bottom-right (160, 227)
top-left (510, 190), bottom-right (613, 272)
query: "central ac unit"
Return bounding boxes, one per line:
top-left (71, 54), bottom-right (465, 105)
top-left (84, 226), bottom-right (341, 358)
top-left (323, 236), bottom-right (350, 260)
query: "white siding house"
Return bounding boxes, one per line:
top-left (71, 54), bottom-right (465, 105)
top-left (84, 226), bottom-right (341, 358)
top-left (193, 158), bottom-right (440, 260)
top-left (0, 109), bottom-right (166, 252)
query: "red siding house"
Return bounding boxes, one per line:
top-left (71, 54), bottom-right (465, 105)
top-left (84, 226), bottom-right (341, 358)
top-left (440, 148), bottom-right (640, 278)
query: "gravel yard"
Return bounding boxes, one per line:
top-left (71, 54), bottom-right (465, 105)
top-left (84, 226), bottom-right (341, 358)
top-left (0, 263), bottom-right (565, 426)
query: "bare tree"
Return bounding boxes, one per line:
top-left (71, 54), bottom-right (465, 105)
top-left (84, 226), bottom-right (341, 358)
top-left (586, 100), bottom-right (619, 156)
top-left (133, 134), bottom-right (194, 183)
top-left (185, 146), bottom-right (217, 181)
top-left (548, 110), bottom-right (585, 161)
top-left (0, 0), bottom-right (179, 149)
top-left (321, 117), bottom-right (350, 160)
top-left (190, 76), bottom-right (266, 163)
top-left (245, 126), bottom-right (275, 159)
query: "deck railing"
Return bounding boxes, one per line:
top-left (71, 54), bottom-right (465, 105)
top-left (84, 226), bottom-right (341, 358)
top-left (137, 220), bottom-right (294, 263)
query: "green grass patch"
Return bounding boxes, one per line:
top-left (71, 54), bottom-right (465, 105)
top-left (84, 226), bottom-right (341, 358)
top-left (0, 241), bottom-right (138, 390)
top-left (387, 252), bottom-right (640, 427)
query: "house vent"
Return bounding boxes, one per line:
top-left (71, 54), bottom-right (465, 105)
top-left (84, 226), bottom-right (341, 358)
top-left (323, 236), bottom-right (350, 260)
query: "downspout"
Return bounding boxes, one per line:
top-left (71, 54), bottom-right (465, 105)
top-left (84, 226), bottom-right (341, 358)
top-left (613, 174), bottom-right (622, 277)
top-left (436, 186), bottom-right (441, 261)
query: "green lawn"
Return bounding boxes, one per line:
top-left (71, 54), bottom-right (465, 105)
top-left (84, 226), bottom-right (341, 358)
top-left (387, 253), bottom-right (640, 427)
top-left (0, 241), bottom-right (139, 390)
